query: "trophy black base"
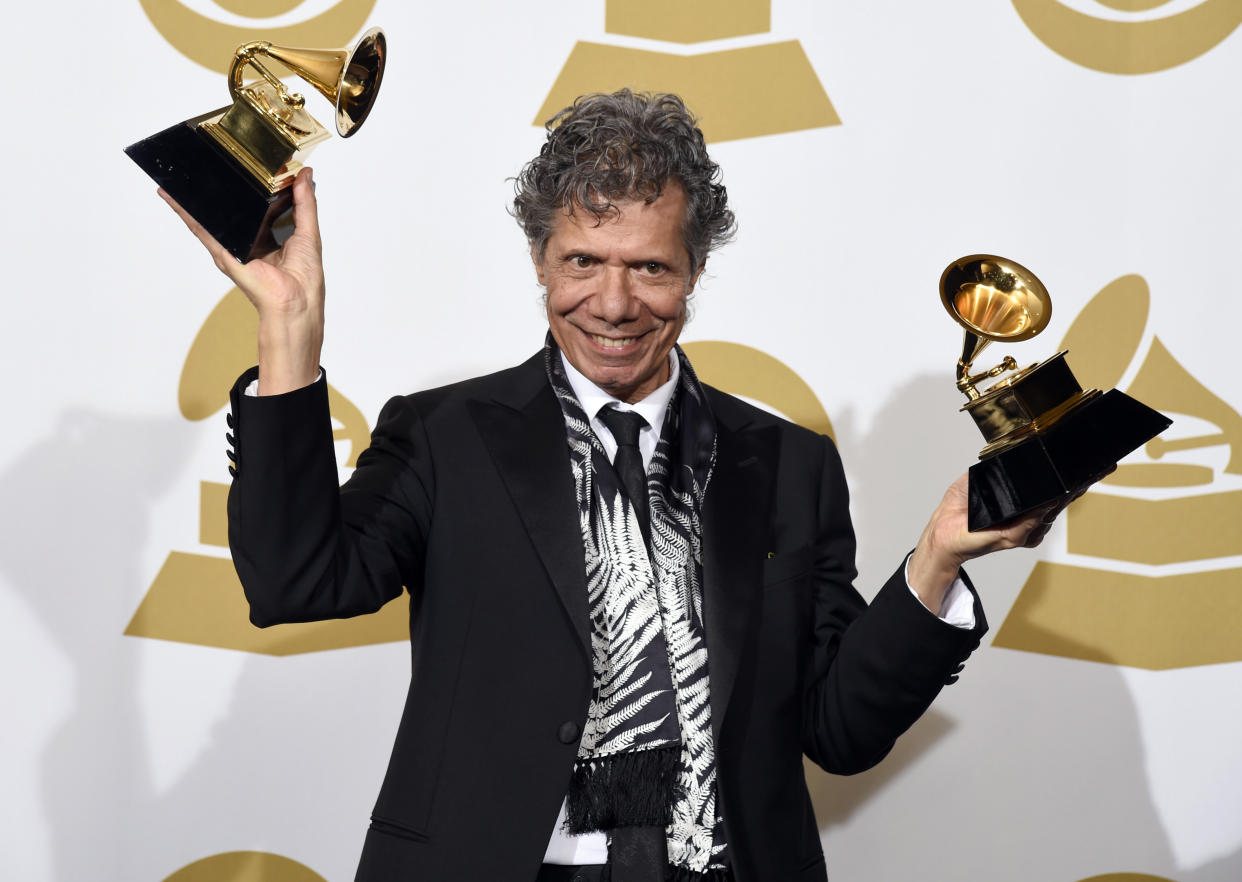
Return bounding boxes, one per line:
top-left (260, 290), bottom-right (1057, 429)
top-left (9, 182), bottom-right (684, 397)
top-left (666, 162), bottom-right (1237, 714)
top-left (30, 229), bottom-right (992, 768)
top-left (125, 109), bottom-right (296, 262)
top-left (967, 389), bottom-right (1172, 531)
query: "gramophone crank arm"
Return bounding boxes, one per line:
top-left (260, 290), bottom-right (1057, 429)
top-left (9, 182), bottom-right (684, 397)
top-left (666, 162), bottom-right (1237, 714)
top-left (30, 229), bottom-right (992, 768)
top-left (1146, 432), bottom-right (1229, 457)
top-left (230, 42), bottom-right (305, 108)
top-left (956, 356), bottom-right (1018, 399)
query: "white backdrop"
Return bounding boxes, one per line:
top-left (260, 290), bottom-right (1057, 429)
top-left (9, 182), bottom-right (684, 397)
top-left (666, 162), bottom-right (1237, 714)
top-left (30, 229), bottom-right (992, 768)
top-left (3, 1), bottom-right (1241, 880)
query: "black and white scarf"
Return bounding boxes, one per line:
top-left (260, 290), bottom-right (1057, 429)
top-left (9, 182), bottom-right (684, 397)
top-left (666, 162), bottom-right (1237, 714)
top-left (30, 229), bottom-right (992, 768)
top-left (544, 337), bottom-right (730, 878)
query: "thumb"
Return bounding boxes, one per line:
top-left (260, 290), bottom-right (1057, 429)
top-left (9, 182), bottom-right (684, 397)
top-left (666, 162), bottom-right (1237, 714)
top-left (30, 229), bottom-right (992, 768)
top-left (290, 167), bottom-right (321, 249)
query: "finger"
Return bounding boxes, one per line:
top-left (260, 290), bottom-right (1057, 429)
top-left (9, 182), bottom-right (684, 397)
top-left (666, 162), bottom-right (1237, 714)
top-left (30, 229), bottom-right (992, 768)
top-left (1046, 483), bottom-right (1092, 523)
top-left (158, 188), bottom-right (244, 276)
top-left (982, 510), bottom-right (1043, 551)
top-left (1040, 483), bottom-right (1089, 524)
top-left (290, 167), bottom-right (322, 248)
top-left (1023, 521), bottom-right (1053, 548)
top-left (1024, 489), bottom-right (1090, 546)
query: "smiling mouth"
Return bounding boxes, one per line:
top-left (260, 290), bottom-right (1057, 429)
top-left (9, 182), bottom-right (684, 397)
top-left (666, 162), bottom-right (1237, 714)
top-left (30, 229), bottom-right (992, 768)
top-left (589, 333), bottom-right (641, 349)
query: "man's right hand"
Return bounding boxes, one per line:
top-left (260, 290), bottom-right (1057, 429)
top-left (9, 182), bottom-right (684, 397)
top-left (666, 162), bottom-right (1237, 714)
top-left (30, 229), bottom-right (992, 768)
top-left (160, 166), bottom-right (325, 395)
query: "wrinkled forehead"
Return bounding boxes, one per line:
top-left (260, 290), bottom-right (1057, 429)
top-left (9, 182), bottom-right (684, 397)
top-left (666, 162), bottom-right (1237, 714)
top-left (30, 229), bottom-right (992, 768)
top-left (557, 178), bottom-right (684, 225)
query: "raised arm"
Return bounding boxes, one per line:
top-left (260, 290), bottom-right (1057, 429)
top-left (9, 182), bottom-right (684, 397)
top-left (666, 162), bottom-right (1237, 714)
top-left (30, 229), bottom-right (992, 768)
top-left (161, 166), bottom-right (324, 394)
top-left (164, 168), bottom-right (423, 624)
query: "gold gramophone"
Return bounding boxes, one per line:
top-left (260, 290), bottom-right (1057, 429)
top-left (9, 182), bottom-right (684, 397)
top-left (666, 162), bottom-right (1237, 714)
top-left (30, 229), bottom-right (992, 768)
top-left (126, 28), bottom-right (386, 262)
top-left (940, 255), bottom-right (1171, 530)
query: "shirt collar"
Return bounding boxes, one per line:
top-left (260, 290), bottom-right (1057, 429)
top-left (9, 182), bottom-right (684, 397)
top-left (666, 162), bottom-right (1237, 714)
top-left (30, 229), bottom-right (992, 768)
top-left (559, 349), bottom-right (680, 429)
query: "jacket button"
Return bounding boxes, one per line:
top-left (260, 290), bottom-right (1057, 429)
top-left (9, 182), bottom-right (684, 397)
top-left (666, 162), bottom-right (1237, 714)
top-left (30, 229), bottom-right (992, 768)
top-left (557, 721), bottom-right (580, 744)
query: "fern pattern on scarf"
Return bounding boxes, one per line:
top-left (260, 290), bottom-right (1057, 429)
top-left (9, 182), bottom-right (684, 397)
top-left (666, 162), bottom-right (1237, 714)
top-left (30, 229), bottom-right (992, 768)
top-left (545, 338), bottom-right (729, 875)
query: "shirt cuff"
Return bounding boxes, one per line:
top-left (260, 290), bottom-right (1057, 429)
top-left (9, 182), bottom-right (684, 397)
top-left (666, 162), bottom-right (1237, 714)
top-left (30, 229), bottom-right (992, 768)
top-left (904, 553), bottom-right (976, 630)
top-left (243, 369), bottom-right (324, 397)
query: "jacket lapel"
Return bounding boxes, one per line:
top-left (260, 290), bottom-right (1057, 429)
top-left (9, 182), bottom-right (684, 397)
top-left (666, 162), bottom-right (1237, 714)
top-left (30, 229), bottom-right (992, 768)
top-left (702, 402), bottom-right (777, 748)
top-left (468, 355), bottom-right (592, 661)
top-left (467, 359), bottom-right (778, 737)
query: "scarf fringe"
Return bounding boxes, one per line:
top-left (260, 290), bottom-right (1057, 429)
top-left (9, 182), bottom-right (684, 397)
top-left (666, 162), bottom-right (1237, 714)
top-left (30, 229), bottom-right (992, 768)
top-left (594, 866), bottom-right (733, 882)
top-left (565, 745), bottom-right (684, 834)
top-left (665, 866), bottom-right (733, 882)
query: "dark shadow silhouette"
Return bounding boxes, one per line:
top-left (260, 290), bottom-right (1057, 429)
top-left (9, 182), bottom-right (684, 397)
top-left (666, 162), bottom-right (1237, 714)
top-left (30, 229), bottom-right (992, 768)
top-left (803, 374), bottom-right (983, 835)
top-left (0, 405), bottom-right (406, 881)
top-left (1182, 847), bottom-right (1242, 882)
top-left (804, 372), bottom-right (1207, 882)
top-left (0, 409), bottom-right (193, 880)
top-left (805, 709), bottom-right (956, 830)
top-left (125, 631), bottom-right (407, 882)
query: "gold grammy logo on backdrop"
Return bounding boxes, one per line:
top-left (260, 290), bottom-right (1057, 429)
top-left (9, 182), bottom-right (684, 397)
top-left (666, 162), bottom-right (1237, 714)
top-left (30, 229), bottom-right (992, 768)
top-left (536, 0), bottom-right (839, 143)
top-left (1012, 0), bottom-right (1242, 74)
top-left (994, 275), bottom-right (1242, 670)
top-left (682, 341), bottom-right (835, 439)
top-left (139, 0), bottom-right (377, 73)
top-left (162, 850), bottom-right (326, 882)
top-left (125, 288), bottom-right (411, 655)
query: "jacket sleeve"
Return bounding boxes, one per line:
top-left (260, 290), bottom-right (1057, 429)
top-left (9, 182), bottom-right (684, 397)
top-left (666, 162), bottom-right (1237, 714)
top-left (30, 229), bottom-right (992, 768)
top-left (800, 434), bottom-right (987, 774)
top-left (226, 367), bottom-right (433, 627)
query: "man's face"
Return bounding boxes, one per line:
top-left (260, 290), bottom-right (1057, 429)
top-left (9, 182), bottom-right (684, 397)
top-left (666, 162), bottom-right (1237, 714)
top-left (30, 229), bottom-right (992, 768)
top-left (536, 184), bottom-right (699, 404)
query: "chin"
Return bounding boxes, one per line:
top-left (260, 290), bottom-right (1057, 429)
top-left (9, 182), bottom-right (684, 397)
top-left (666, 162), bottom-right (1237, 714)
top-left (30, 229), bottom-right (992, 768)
top-left (592, 370), bottom-right (635, 391)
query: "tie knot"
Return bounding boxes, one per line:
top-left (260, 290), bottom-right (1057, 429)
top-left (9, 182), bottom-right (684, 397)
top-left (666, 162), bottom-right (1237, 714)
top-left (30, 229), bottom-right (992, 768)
top-left (598, 406), bottom-right (646, 448)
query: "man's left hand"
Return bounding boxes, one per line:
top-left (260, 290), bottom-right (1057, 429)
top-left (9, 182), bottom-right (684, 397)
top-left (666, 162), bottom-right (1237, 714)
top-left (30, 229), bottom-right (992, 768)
top-left (906, 472), bottom-right (1101, 613)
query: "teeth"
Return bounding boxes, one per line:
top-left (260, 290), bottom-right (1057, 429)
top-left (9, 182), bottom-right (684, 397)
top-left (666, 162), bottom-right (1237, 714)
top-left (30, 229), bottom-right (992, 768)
top-left (591, 334), bottom-right (635, 349)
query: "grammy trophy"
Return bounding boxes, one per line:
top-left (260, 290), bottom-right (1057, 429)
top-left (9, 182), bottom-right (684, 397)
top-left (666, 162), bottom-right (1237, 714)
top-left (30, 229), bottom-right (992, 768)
top-left (941, 255), bottom-right (1172, 530)
top-left (126, 28), bottom-right (386, 262)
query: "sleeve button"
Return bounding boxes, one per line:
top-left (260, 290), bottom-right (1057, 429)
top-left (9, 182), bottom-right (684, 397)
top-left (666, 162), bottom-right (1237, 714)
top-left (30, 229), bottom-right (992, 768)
top-left (557, 721), bottom-right (580, 744)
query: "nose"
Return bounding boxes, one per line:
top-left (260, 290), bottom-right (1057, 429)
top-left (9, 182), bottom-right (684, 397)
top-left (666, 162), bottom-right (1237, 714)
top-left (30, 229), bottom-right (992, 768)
top-left (593, 265), bottom-right (639, 325)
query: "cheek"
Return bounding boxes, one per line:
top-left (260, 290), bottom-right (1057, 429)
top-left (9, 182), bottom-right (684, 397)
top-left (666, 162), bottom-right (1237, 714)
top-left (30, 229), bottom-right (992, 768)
top-left (543, 276), bottom-right (590, 316)
top-left (647, 291), bottom-right (688, 325)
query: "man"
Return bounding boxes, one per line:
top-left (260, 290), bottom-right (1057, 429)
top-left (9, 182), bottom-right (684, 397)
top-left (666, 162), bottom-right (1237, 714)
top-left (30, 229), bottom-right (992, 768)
top-left (166, 91), bottom-right (1059, 881)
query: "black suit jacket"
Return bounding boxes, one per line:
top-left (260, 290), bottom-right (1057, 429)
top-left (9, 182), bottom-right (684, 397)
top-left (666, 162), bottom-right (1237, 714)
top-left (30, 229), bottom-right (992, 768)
top-left (226, 352), bottom-right (985, 882)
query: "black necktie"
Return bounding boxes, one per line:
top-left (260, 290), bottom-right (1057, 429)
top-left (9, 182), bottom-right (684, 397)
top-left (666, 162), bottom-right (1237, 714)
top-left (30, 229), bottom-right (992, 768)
top-left (608, 825), bottom-right (668, 882)
top-left (598, 406), bottom-right (651, 546)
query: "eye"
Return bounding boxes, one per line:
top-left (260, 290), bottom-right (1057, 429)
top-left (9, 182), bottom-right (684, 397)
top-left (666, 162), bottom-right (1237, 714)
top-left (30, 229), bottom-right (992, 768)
top-left (571, 255), bottom-right (594, 269)
top-left (641, 261), bottom-right (665, 275)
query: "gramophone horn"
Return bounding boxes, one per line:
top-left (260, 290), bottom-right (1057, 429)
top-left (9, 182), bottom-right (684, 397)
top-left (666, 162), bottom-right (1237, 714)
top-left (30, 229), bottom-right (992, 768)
top-left (233, 27), bottom-right (387, 137)
top-left (940, 254), bottom-right (1052, 371)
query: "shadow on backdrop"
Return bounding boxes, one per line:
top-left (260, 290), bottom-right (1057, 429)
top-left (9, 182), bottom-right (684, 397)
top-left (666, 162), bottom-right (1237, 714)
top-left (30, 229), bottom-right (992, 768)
top-left (805, 373), bottom-right (1187, 881)
top-left (0, 409), bottom-right (193, 880)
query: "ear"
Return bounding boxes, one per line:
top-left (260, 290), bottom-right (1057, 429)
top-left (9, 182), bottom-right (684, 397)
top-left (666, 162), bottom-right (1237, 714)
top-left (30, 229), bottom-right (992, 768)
top-left (687, 260), bottom-right (705, 295)
top-left (531, 243), bottom-right (547, 286)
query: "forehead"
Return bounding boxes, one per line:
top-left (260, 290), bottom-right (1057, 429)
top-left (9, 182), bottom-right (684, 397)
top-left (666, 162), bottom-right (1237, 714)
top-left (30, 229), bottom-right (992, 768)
top-left (547, 184), bottom-right (688, 258)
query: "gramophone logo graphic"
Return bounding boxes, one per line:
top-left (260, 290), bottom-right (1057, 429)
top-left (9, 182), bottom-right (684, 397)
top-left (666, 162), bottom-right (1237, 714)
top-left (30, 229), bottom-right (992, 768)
top-left (137, 0), bottom-right (378, 73)
top-left (536, 0), bottom-right (839, 142)
top-left (995, 275), bottom-right (1242, 670)
top-left (124, 287), bottom-right (411, 655)
top-left (1012, 0), bottom-right (1242, 75)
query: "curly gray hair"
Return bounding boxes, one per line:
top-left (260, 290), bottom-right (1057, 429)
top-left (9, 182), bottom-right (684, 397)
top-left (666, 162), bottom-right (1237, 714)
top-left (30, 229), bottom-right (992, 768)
top-left (512, 90), bottom-right (735, 273)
